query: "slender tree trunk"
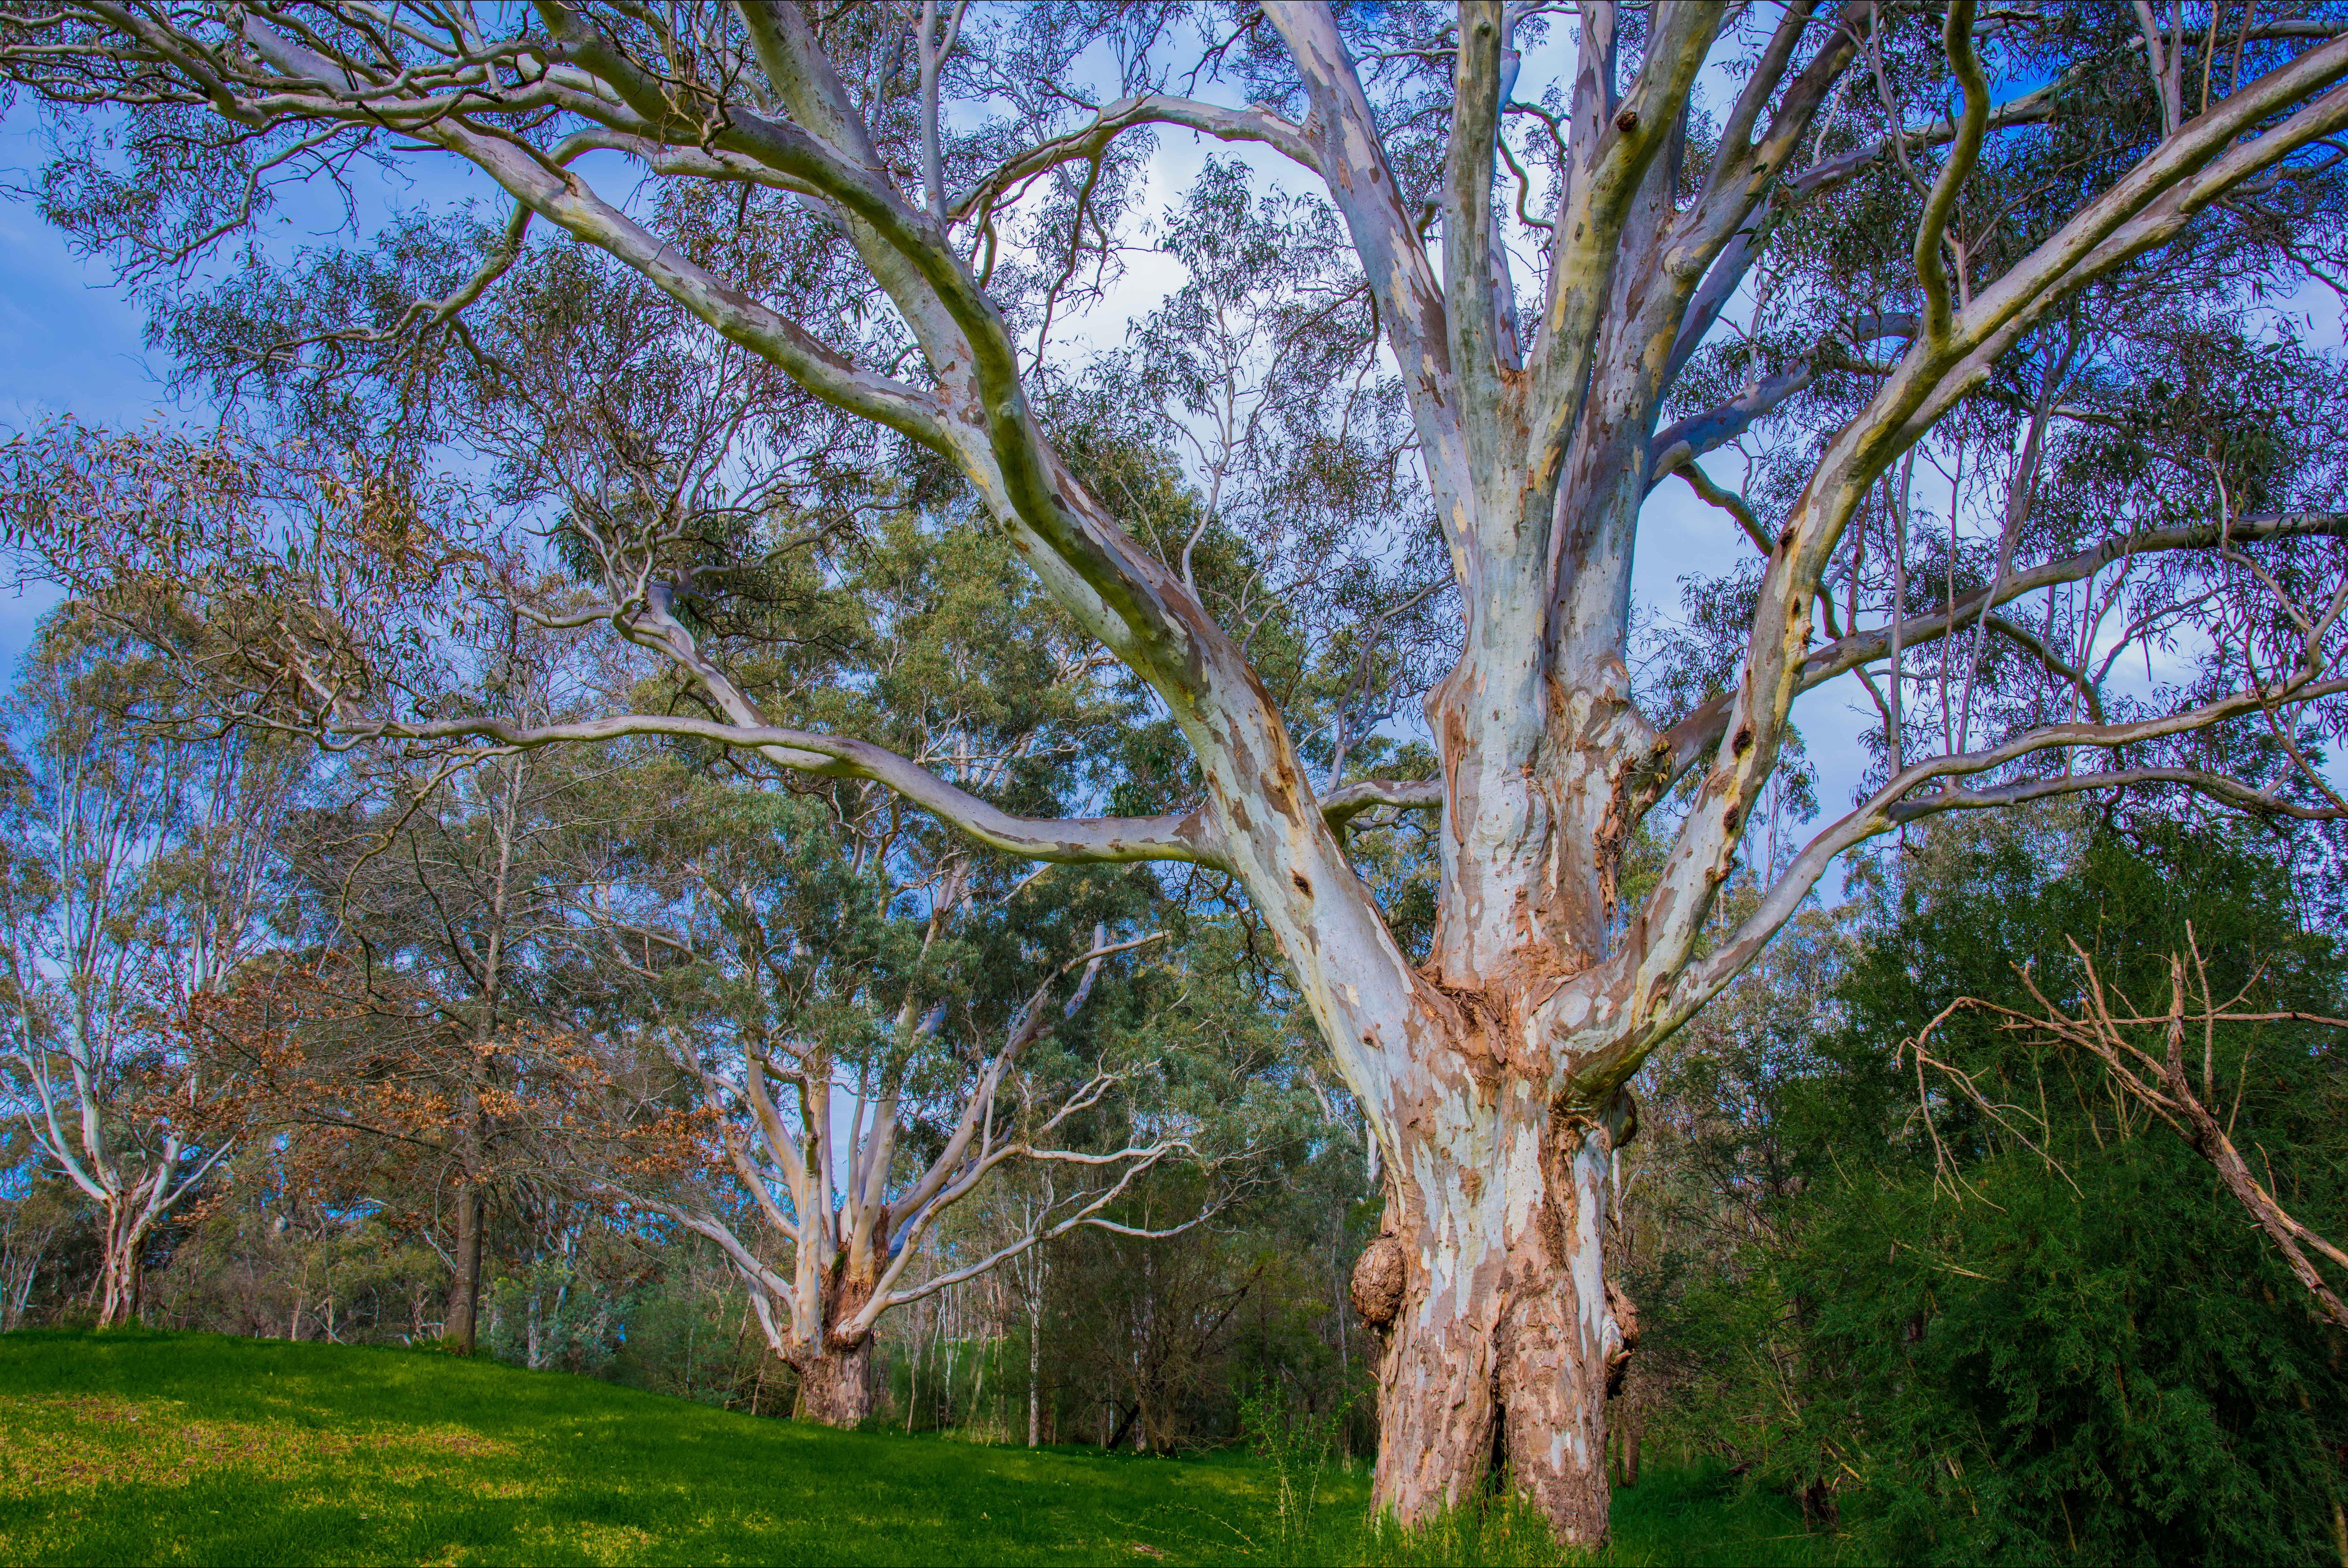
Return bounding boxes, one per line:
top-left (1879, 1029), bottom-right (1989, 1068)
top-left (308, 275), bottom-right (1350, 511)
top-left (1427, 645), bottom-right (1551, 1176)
top-left (1027, 1289), bottom-right (1042, 1448)
top-left (3, 1242), bottom-right (43, 1331)
top-left (1615, 1403), bottom-right (1641, 1489)
top-left (905, 1316), bottom-right (920, 1432)
top-left (970, 1337), bottom-right (988, 1435)
top-left (444, 750), bottom-right (516, 1358)
top-left (447, 1180), bottom-right (485, 1353)
top-left (942, 1327), bottom-right (958, 1429)
top-left (1115, 1401), bottom-right (1144, 1453)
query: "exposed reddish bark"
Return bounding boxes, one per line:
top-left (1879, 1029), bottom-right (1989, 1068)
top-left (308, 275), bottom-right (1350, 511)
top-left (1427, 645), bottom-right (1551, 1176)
top-left (1365, 1055), bottom-right (1635, 1538)
top-left (793, 1340), bottom-right (875, 1426)
top-left (791, 1271), bottom-right (877, 1427)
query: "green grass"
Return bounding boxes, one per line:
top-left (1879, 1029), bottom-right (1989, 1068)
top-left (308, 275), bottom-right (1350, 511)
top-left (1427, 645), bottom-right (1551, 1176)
top-left (1606, 1467), bottom-right (1823, 1568)
top-left (0, 1331), bottom-right (1825, 1566)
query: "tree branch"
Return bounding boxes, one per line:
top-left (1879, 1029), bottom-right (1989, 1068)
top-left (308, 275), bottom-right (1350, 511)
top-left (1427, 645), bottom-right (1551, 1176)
top-left (400, 118), bottom-right (954, 450)
top-left (1445, 0), bottom-right (1512, 425)
top-left (1914, 0), bottom-right (1990, 346)
top-left (1672, 463), bottom-right (1775, 556)
top-left (867, 1140), bottom-right (1194, 1322)
top-left (1320, 776), bottom-right (1444, 829)
top-left (1646, 366), bottom-right (1813, 484)
top-left (1522, 2), bottom-right (1725, 486)
top-left (1665, 673), bottom-right (2348, 1048)
top-left (345, 710), bottom-right (1226, 868)
top-left (1658, 512), bottom-right (2348, 781)
top-left (1882, 765), bottom-right (2348, 824)
top-left (1926, 36), bottom-right (2348, 396)
top-left (949, 94), bottom-right (1321, 225)
top-left (1262, 2), bottom-right (1466, 508)
top-left (1939, 945), bottom-right (2348, 1329)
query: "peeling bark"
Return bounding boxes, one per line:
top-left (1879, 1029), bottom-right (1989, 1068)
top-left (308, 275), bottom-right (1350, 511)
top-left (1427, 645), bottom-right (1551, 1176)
top-left (793, 1339), bottom-right (876, 1426)
top-left (1364, 1042), bottom-right (1633, 1543)
top-left (773, 1268), bottom-right (876, 1427)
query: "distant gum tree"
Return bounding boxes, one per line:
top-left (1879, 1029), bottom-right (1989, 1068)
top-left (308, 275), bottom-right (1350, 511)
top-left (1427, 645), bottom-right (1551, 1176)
top-left (537, 525), bottom-right (1231, 1425)
top-left (0, 618), bottom-right (292, 1326)
top-left (4, 0), bottom-right (2347, 1541)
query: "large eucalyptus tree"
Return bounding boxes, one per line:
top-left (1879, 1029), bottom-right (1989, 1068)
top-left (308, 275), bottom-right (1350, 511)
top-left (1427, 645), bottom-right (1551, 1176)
top-left (5, 0), bottom-right (2348, 1541)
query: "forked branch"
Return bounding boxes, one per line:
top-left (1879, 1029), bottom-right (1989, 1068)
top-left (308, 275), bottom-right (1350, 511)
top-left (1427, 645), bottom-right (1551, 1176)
top-left (1658, 511), bottom-right (2348, 785)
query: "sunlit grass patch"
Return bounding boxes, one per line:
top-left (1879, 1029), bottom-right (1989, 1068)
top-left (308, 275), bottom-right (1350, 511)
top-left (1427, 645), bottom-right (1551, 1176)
top-left (0, 1331), bottom-right (1829, 1566)
top-left (0, 1390), bottom-right (508, 1495)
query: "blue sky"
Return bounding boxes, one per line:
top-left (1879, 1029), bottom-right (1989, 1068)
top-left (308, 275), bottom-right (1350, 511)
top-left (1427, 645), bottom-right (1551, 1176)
top-left (0, 106), bottom-right (515, 675)
top-left (0, 119), bottom-right (160, 430)
top-left (0, 112), bottom-right (160, 670)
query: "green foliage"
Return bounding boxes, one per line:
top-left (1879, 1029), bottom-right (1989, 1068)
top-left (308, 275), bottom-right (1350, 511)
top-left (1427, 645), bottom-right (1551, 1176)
top-left (1629, 812), bottom-right (2348, 1566)
top-left (1343, 1493), bottom-right (1587, 1568)
top-left (479, 1256), bottom-right (628, 1378)
top-left (602, 1254), bottom-right (789, 1416)
top-left (954, 1130), bottom-right (1378, 1458)
top-left (1336, 1466), bottom-right (1824, 1568)
top-left (1793, 1138), bottom-right (2344, 1565)
top-left (1238, 1384), bottom-right (1348, 1559)
top-left (1602, 1465), bottom-right (1829, 1568)
top-left (145, 1198), bottom-right (444, 1344)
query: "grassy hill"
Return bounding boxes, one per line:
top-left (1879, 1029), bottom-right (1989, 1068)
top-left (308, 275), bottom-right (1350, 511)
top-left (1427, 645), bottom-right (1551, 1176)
top-left (0, 1331), bottom-right (1820, 1566)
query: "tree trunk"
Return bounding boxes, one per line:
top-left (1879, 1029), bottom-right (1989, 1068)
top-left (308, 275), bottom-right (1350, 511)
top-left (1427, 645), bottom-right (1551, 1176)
top-left (904, 1325), bottom-right (920, 1431)
top-left (94, 1204), bottom-right (142, 1330)
top-left (794, 1338), bottom-right (874, 1426)
top-left (447, 1180), bottom-right (485, 1354)
top-left (1026, 1290), bottom-right (1042, 1447)
top-left (1108, 1401), bottom-right (1140, 1452)
top-left (1361, 1084), bottom-right (1631, 1546)
top-left (447, 758), bottom-right (513, 1357)
top-left (788, 1268), bottom-right (877, 1427)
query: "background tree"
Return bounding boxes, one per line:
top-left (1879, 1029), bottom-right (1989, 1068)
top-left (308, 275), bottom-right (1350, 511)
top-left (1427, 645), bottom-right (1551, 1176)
top-left (537, 515), bottom-right (1267, 1425)
top-left (214, 600), bottom-right (624, 1355)
top-left (0, 617), bottom-right (293, 1326)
